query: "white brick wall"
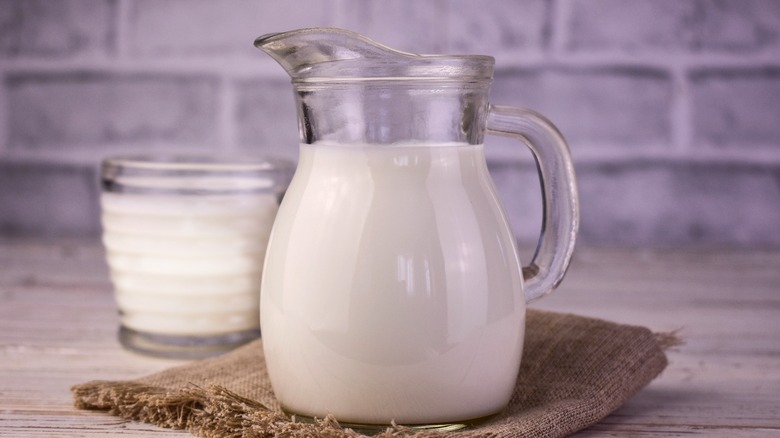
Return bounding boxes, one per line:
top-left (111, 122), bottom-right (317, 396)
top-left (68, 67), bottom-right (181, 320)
top-left (1, 0), bottom-right (779, 246)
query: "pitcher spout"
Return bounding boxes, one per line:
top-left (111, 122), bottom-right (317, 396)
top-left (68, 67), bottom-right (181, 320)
top-left (254, 28), bottom-right (410, 80)
top-left (254, 27), bottom-right (494, 81)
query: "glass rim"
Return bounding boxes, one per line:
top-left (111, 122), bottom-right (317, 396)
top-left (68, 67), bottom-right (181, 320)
top-left (101, 154), bottom-right (294, 195)
top-left (102, 154), bottom-right (294, 173)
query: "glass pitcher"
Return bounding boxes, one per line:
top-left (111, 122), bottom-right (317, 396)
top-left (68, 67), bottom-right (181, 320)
top-left (255, 28), bottom-right (579, 429)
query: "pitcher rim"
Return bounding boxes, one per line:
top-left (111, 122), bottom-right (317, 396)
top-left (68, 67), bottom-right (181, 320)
top-left (255, 27), bottom-right (495, 81)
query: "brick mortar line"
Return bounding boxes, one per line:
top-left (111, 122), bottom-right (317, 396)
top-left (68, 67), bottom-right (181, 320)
top-left (670, 64), bottom-right (692, 155)
top-left (330, 0), bottom-right (351, 29)
top-left (492, 53), bottom-right (780, 74)
top-left (0, 58), bottom-right (284, 79)
top-left (486, 156), bottom-right (780, 170)
top-left (218, 76), bottom-right (238, 152)
top-left (502, 155), bottom-right (780, 168)
top-left (3, 147), bottom-right (780, 169)
top-left (114, 0), bottom-right (132, 60)
top-left (0, 54), bottom-right (780, 80)
top-left (1, 52), bottom-right (779, 75)
top-left (0, 57), bottom-right (777, 90)
top-left (548, 0), bottom-right (571, 56)
top-left (567, 150), bottom-right (780, 167)
top-left (0, 71), bottom-right (7, 156)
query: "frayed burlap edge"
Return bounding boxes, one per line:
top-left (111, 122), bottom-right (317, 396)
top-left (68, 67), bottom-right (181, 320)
top-left (72, 381), bottom-right (440, 438)
top-left (655, 330), bottom-right (684, 351)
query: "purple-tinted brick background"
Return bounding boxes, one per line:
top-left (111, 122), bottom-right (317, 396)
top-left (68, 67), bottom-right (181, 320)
top-left (1, 0), bottom-right (779, 247)
top-left (8, 72), bottom-right (220, 148)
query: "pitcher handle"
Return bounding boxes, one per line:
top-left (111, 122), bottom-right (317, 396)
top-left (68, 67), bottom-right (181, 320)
top-left (486, 105), bottom-right (579, 303)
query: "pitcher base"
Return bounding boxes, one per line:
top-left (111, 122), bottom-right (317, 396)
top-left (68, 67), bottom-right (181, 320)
top-left (285, 410), bottom-right (500, 435)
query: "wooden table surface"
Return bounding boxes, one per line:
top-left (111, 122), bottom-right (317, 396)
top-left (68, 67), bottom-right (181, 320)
top-left (1, 238), bottom-right (779, 437)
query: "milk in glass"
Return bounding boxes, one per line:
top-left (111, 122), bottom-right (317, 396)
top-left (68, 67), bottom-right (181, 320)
top-left (102, 189), bottom-right (279, 337)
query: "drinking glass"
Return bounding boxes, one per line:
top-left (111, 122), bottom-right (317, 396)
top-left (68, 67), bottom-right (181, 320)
top-left (100, 155), bottom-right (293, 358)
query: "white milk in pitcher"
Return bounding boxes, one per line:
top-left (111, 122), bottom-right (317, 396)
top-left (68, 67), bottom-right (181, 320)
top-left (261, 143), bottom-right (526, 424)
top-left (102, 191), bottom-right (279, 336)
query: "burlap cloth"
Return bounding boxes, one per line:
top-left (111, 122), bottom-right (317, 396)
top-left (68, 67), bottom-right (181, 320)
top-left (72, 310), bottom-right (677, 437)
